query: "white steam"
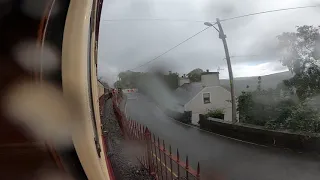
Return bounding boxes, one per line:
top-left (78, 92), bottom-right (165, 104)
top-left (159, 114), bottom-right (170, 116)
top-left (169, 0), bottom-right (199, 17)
top-left (138, 73), bottom-right (184, 113)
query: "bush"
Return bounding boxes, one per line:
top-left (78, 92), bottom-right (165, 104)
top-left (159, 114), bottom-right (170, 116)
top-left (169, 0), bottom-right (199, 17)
top-left (285, 103), bottom-right (320, 133)
top-left (237, 91), bottom-right (254, 123)
top-left (237, 91), bottom-right (275, 126)
top-left (237, 90), bottom-right (320, 133)
top-left (206, 109), bottom-right (225, 120)
top-left (265, 99), bottom-right (296, 130)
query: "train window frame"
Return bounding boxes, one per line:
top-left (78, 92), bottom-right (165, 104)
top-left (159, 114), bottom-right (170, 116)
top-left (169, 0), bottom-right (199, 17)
top-left (87, 0), bottom-right (102, 157)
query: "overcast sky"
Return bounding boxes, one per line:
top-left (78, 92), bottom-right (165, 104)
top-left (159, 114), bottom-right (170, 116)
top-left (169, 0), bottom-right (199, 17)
top-left (98, 0), bottom-right (320, 84)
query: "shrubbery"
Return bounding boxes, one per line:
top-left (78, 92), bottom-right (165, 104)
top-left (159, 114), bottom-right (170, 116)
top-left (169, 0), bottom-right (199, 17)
top-left (238, 91), bottom-right (320, 133)
top-left (205, 108), bottom-right (225, 120)
top-left (236, 25), bottom-right (320, 134)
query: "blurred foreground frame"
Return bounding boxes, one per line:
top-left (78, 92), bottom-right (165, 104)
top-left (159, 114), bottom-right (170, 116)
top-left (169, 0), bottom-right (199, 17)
top-left (0, 0), bottom-right (84, 179)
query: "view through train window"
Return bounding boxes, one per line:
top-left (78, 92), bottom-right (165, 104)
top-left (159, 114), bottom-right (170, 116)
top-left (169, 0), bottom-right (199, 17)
top-left (98, 1), bottom-right (320, 179)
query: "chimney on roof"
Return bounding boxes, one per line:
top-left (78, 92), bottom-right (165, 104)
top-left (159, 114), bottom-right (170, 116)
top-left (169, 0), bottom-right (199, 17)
top-left (201, 71), bottom-right (220, 87)
top-left (179, 75), bottom-right (190, 86)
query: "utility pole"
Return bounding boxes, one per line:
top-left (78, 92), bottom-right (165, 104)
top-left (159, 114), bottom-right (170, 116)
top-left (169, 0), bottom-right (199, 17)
top-left (216, 18), bottom-right (237, 123)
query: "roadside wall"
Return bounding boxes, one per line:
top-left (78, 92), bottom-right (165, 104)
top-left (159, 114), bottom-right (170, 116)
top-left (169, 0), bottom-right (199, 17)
top-left (199, 114), bottom-right (320, 153)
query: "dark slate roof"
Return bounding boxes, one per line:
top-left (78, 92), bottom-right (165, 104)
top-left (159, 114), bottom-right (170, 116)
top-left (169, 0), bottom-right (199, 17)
top-left (174, 82), bottom-right (204, 105)
top-left (201, 72), bottom-right (219, 75)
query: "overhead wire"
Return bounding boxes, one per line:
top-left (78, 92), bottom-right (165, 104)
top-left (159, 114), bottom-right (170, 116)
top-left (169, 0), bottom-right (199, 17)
top-left (103, 18), bottom-right (207, 23)
top-left (230, 55), bottom-right (260, 58)
top-left (129, 26), bottom-right (211, 71)
top-left (102, 5), bottom-right (319, 24)
top-left (220, 5), bottom-right (320, 22)
top-left (124, 5), bottom-right (319, 71)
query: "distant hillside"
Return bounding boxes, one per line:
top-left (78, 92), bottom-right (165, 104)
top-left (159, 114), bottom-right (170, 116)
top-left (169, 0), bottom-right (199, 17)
top-left (220, 71), bottom-right (293, 95)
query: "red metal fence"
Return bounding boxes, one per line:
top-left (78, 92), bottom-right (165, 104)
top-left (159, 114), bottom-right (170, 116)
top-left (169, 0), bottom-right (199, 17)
top-left (99, 91), bottom-right (116, 180)
top-left (112, 95), bottom-right (201, 180)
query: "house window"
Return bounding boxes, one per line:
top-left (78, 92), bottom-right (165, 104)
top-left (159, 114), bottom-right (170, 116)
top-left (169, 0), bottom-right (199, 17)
top-left (203, 93), bottom-right (211, 104)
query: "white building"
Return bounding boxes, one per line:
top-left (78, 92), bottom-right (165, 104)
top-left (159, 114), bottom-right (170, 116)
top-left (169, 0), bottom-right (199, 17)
top-left (174, 70), bottom-right (233, 124)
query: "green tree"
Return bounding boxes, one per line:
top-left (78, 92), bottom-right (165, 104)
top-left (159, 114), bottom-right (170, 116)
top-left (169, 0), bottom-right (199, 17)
top-left (277, 25), bottom-right (320, 100)
top-left (115, 70), bottom-right (179, 91)
top-left (115, 71), bottom-right (146, 89)
top-left (237, 91), bottom-right (254, 124)
top-left (154, 71), bottom-right (179, 90)
top-left (187, 68), bottom-right (204, 82)
top-left (284, 103), bottom-right (320, 133)
top-left (163, 71), bottom-right (179, 90)
top-left (237, 26), bottom-right (320, 133)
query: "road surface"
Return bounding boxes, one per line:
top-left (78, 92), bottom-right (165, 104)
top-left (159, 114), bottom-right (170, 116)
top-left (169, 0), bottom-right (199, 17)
top-left (125, 93), bottom-right (320, 180)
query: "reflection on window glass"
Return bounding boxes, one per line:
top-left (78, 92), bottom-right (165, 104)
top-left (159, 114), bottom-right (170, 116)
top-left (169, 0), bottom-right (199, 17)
top-left (203, 92), bottom-right (210, 104)
top-left (97, 2), bottom-right (320, 180)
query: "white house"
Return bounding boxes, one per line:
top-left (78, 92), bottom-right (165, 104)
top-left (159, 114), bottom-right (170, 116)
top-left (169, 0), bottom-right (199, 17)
top-left (174, 71), bottom-right (233, 124)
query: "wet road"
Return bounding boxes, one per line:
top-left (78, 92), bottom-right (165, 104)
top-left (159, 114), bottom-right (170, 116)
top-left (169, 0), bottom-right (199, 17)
top-left (125, 93), bottom-right (320, 180)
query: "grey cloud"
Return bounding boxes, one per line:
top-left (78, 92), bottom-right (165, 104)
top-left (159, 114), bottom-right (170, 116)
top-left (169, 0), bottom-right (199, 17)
top-left (98, 0), bottom-right (320, 83)
top-left (272, 62), bottom-right (288, 71)
top-left (203, 0), bottom-right (257, 28)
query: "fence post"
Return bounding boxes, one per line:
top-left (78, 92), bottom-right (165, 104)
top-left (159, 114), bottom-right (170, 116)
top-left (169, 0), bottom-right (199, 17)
top-left (139, 124), bottom-right (143, 140)
top-left (197, 162), bottom-right (200, 179)
top-left (163, 140), bottom-right (167, 180)
top-left (186, 155), bottom-right (189, 179)
top-left (144, 128), bottom-right (153, 175)
top-left (129, 119), bottom-right (133, 139)
top-left (115, 91), bottom-right (118, 106)
top-left (169, 145), bottom-right (173, 179)
top-left (177, 149), bottom-right (180, 179)
top-left (158, 137), bottom-right (163, 180)
top-left (124, 117), bottom-right (128, 138)
top-left (153, 134), bottom-right (158, 176)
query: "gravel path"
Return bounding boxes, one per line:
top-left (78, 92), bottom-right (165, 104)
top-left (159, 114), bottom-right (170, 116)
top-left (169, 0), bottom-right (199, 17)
top-left (101, 98), bottom-right (154, 180)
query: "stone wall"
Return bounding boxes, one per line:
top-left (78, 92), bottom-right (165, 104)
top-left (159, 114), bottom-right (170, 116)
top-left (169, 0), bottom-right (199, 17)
top-left (199, 114), bottom-right (320, 153)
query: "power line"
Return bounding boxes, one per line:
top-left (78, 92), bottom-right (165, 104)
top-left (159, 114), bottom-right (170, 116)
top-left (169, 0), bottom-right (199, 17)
top-left (103, 18), bottom-right (208, 23)
top-left (220, 5), bottom-right (319, 22)
top-left (129, 38), bottom-right (259, 71)
top-left (129, 26), bottom-right (211, 71)
top-left (126, 5), bottom-right (318, 70)
top-left (103, 5), bottom-right (319, 24)
top-left (230, 55), bottom-right (260, 58)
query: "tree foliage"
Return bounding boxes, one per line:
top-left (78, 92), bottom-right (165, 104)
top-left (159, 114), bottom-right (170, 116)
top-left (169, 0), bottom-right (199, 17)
top-left (163, 72), bottom-right (179, 90)
top-left (237, 91), bottom-right (254, 124)
top-left (238, 69), bottom-right (320, 133)
top-left (187, 68), bottom-right (204, 82)
top-left (205, 108), bottom-right (225, 120)
top-left (237, 89), bottom-right (320, 133)
top-left (277, 25), bottom-right (320, 100)
top-left (114, 71), bottom-right (145, 89)
top-left (114, 70), bottom-right (179, 90)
